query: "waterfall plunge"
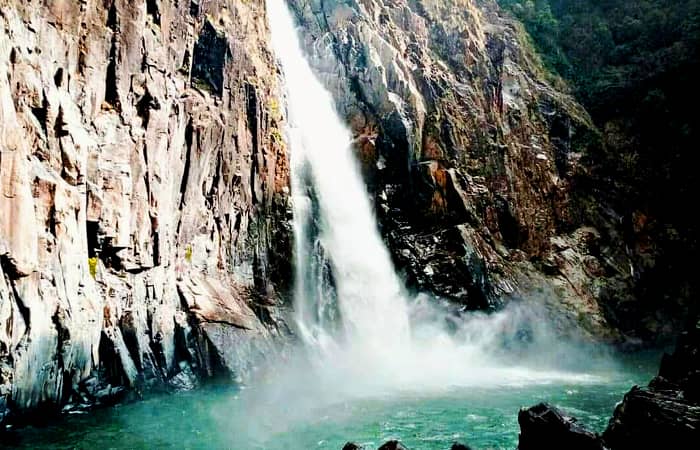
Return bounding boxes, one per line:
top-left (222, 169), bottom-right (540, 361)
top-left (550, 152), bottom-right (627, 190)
top-left (268, 0), bottom-right (411, 361)
top-left (266, 0), bottom-right (611, 394)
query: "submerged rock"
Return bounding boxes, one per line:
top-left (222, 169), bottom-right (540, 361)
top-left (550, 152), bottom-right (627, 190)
top-left (450, 443), bottom-right (473, 450)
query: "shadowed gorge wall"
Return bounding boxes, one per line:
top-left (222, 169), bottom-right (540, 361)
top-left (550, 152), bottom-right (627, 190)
top-left (496, 0), bottom-right (699, 340)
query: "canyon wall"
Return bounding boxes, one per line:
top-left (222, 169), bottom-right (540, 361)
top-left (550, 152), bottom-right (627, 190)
top-left (0, 0), bottom-right (682, 424)
top-left (287, 0), bottom-right (650, 342)
top-left (0, 0), bottom-right (290, 423)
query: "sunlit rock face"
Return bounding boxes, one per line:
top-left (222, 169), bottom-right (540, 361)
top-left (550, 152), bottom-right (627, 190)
top-left (0, 0), bottom-right (291, 422)
top-left (285, 0), bottom-right (643, 341)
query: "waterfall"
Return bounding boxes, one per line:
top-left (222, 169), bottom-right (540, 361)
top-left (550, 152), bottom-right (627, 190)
top-left (268, 0), bottom-right (411, 361)
top-left (266, 0), bottom-right (611, 394)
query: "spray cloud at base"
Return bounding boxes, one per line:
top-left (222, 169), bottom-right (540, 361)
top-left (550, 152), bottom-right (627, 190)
top-left (219, 1), bottom-right (624, 437)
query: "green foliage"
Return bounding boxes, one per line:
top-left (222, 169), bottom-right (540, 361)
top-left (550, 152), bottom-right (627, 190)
top-left (498, 0), bottom-right (572, 76)
top-left (497, 0), bottom-right (700, 211)
top-left (497, 0), bottom-right (700, 110)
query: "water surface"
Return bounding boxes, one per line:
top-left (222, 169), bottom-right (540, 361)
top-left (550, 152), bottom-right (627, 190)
top-left (5, 351), bottom-right (660, 450)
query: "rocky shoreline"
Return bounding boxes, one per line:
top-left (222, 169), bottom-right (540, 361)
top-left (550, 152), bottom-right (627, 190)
top-left (518, 317), bottom-right (700, 450)
top-left (337, 319), bottom-right (699, 450)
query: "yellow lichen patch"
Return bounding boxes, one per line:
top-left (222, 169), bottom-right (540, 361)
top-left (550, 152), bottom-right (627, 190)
top-left (185, 245), bottom-right (193, 262)
top-left (269, 97), bottom-right (280, 118)
top-left (88, 257), bottom-right (98, 279)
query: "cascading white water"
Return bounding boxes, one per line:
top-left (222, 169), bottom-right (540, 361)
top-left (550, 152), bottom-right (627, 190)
top-left (268, 0), bottom-right (410, 361)
top-left (266, 0), bottom-right (613, 395)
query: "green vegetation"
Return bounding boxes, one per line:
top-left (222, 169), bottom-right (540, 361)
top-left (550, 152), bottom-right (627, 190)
top-left (498, 1), bottom-right (700, 109)
top-left (498, 0), bottom-right (700, 223)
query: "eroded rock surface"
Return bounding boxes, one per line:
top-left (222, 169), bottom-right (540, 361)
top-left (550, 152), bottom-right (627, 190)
top-left (0, 0), bottom-right (290, 423)
top-left (286, 0), bottom-right (642, 341)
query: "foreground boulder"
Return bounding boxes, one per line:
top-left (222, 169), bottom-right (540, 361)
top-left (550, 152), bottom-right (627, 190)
top-left (450, 443), bottom-right (473, 450)
top-left (342, 443), bottom-right (364, 450)
top-left (517, 403), bottom-right (604, 450)
top-left (602, 321), bottom-right (700, 449)
top-left (377, 441), bottom-right (409, 450)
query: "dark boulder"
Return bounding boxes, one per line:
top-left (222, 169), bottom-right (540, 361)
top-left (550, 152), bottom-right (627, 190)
top-left (602, 386), bottom-right (700, 449)
top-left (377, 440), bottom-right (408, 450)
top-left (451, 443), bottom-right (473, 450)
top-left (518, 318), bottom-right (700, 450)
top-left (342, 443), bottom-right (364, 450)
top-left (602, 321), bottom-right (700, 449)
top-left (517, 403), bottom-right (604, 450)
top-left (654, 322), bottom-right (700, 401)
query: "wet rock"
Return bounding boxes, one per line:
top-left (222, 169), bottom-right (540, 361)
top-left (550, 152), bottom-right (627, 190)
top-left (168, 363), bottom-right (199, 391)
top-left (377, 441), bottom-right (409, 450)
top-left (285, 0), bottom-right (627, 338)
top-left (602, 322), bottom-right (700, 449)
top-left (342, 443), bottom-right (364, 450)
top-left (517, 403), bottom-right (604, 450)
top-left (602, 387), bottom-right (700, 449)
top-left (519, 319), bottom-right (700, 450)
top-left (451, 443), bottom-right (473, 450)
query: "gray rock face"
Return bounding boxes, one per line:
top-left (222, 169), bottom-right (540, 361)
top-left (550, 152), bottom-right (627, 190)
top-left (285, 0), bottom-right (630, 340)
top-left (0, 0), bottom-right (291, 423)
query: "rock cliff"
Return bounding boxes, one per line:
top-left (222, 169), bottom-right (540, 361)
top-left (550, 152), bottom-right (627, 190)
top-left (286, 0), bottom-right (631, 340)
top-left (0, 0), bottom-right (291, 423)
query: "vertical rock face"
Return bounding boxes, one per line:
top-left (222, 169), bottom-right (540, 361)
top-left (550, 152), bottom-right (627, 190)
top-left (0, 0), bottom-right (291, 422)
top-left (286, 0), bottom-right (635, 340)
